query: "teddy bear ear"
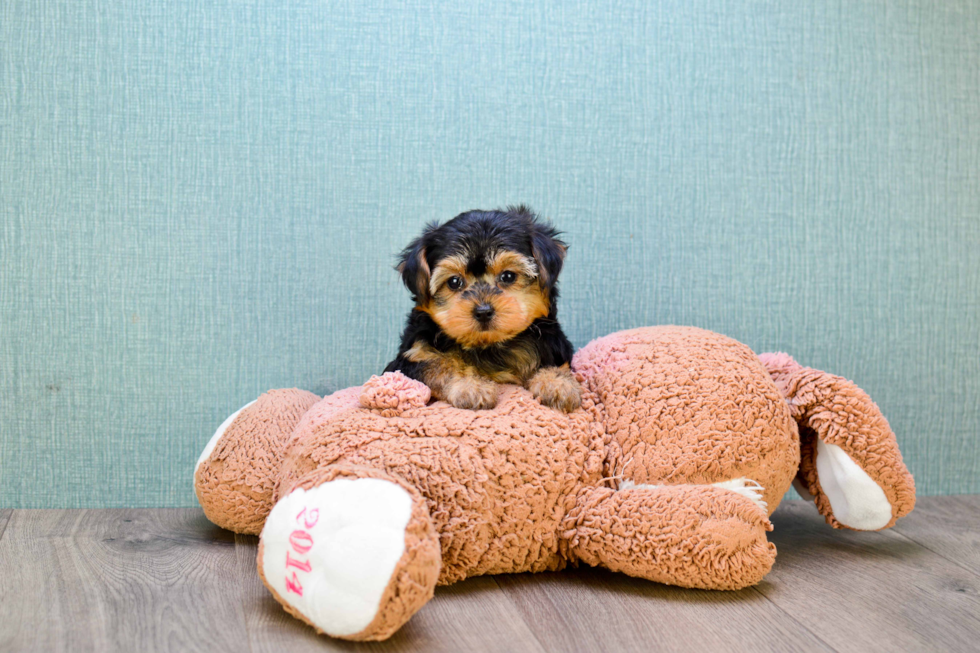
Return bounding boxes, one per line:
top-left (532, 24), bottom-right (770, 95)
top-left (759, 355), bottom-right (917, 531)
top-left (396, 222), bottom-right (439, 304)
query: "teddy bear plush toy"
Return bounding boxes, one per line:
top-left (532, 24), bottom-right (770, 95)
top-left (194, 326), bottom-right (915, 642)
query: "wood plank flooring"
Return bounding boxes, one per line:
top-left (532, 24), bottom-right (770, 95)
top-left (0, 498), bottom-right (977, 653)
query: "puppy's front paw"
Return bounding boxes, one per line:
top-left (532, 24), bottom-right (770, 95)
top-left (528, 366), bottom-right (581, 413)
top-left (445, 375), bottom-right (499, 410)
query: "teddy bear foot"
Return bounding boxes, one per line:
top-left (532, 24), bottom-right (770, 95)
top-left (257, 468), bottom-right (441, 641)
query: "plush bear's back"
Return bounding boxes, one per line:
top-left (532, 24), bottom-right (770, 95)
top-left (573, 326), bottom-right (799, 513)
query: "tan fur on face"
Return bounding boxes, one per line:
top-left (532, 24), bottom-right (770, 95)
top-left (487, 251), bottom-right (538, 280)
top-left (425, 249), bottom-right (550, 349)
top-left (527, 364), bottom-right (581, 413)
top-left (491, 287), bottom-right (549, 340)
top-left (428, 255), bottom-right (469, 297)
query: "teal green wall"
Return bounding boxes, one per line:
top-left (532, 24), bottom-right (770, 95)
top-left (2, 1), bottom-right (978, 508)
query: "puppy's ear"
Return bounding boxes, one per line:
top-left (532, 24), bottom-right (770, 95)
top-left (528, 216), bottom-right (567, 291)
top-left (396, 223), bottom-right (438, 304)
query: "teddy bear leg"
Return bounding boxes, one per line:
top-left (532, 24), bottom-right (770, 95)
top-left (564, 484), bottom-right (776, 590)
top-left (257, 465), bottom-right (441, 641)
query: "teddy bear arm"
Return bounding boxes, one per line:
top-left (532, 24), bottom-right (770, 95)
top-left (562, 484), bottom-right (776, 590)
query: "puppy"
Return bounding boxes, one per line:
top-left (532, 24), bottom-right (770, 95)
top-left (384, 206), bottom-right (581, 412)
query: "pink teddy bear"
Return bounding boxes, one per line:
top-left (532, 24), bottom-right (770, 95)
top-left (195, 326), bottom-right (915, 641)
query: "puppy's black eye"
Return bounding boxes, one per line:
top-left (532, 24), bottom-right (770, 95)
top-left (447, 276), bottom-right (464, 291)
top-left (499, 271), bottom-right (517, 285)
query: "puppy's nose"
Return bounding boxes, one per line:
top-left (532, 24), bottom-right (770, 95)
top-left (473, 304), bottom-right (495, 323)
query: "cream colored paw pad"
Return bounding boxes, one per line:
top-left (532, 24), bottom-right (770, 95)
top-left (261, 478), bottom-right (413, 637)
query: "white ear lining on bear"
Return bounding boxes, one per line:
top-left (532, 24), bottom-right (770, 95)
top-left (815, 439), bottom-right (893, 530)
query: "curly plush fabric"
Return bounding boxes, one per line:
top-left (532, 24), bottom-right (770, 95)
top-left (196, 325), bottom-right (916, 641)
top-left (759, 352), bottom-right (916, 529)
top-left (563, 483), bottom-right (776, 590)
top-left (359, 373), bottom-right (431, 416)
top-left (195, 388), bottom-right (320, 534)
top-left (574, 327), bottom-right (800, 512)
top-left (278, 382), bottom-right (603, 584)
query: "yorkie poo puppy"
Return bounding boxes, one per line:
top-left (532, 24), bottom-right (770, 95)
top-left (384, 206), bottom-right (581, 412)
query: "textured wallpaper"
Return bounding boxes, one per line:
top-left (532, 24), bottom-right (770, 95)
top-left (1, 0), bottom-right (978, 507)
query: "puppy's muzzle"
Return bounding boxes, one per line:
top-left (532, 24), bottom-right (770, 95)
top-left (472, 303), bottom-right (495, 326)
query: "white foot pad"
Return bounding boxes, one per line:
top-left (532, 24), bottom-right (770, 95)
top-left (816, 439), bottom-right (892, 530)
top-left (261, 478), bottom-right (413, 637)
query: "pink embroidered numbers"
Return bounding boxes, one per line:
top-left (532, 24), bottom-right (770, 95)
top-left (283, 506), bottom-right (319, 596)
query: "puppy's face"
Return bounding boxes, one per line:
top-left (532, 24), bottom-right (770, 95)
top-left (398, 207), bottom-right (567, 349)
top-left (426, 248), bottom-right (547, 347)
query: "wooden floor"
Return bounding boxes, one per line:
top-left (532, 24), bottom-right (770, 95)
top-left (0, 497), bottom-right (978, 653)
